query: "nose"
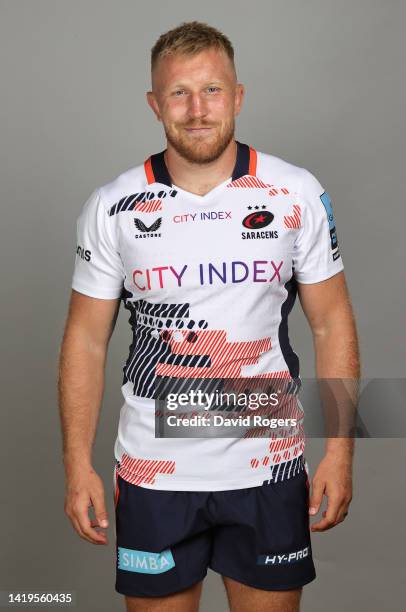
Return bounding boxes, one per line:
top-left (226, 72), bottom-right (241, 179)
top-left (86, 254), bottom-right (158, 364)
top-left (187, 92), bottom-right (207, 119)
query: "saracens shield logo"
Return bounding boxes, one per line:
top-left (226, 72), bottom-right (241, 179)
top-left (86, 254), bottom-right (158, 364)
top-left (242, 210), bottom-right (274, 230)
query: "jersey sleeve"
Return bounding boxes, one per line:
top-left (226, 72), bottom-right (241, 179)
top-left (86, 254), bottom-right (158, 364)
top-left (71, 188), bottom-right (125, 299)
top-left (292, 169), bottom-right (344, 284)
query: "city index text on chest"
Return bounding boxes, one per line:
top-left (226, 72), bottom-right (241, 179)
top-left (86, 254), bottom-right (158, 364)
top-left (131, 259), bottom-right (285, 291)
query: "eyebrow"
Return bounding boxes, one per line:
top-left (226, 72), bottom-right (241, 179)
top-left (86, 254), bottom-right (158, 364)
top-left (170, 80), bottom-right (224, 89)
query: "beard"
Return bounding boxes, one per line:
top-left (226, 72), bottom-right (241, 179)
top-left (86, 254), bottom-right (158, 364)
top-left (163, 117), bottom-right (235, 164)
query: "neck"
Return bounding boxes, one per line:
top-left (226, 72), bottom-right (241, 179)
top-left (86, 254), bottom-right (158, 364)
top-left (164, 139), bottom-right (237, 196)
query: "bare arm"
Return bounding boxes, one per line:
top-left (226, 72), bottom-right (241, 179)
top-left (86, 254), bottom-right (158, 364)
top-left (298, 270), bottom-right (360, 378)
top-left (297, 270), bottom-right (361, 531)
top-left (58, 289), bottom-right (120, 544)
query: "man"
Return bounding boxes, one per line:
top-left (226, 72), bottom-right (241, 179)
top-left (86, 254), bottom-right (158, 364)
top-left (58, 21), bottom-right (359, 612)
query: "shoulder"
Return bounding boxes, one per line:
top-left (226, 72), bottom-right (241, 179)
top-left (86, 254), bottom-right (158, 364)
top-left (255, 149), bottom-right (324, 198)
top-left (97, 161), bottom-right (148, 213)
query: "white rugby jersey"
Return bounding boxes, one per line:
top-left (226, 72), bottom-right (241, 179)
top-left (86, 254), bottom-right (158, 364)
top-left (71, 141), bottom-right (344, 491)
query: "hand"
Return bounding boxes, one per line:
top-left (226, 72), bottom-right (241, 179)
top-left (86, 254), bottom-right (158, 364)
top-left (64, 464), bottom-right (109, 545)
top-left (308, 453), bottom-right (353, 532)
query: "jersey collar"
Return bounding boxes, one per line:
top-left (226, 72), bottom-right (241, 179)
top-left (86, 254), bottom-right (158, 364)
top-left (144, 140), bottom-right (257, 187)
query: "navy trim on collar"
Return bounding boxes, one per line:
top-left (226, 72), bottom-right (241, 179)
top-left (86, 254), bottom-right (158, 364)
top-left (232, 141), bottom-right (250, 181)
top-left (149, 150), bottom-right (172, 187)
top-left (149, 140), bottom-right (251, 187)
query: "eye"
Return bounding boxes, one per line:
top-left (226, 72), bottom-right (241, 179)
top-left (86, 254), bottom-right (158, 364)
top-left (207, 86), bottom-right (220, 93)
top-left (174, 89), bottom-right (186, 96)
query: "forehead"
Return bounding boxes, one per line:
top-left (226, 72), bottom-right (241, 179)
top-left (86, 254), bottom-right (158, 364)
top-left (152, 47), bottom-right (235, 89)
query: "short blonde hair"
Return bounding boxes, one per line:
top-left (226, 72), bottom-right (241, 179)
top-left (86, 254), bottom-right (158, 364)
top-left (151, 21), bottom-right (236, 75)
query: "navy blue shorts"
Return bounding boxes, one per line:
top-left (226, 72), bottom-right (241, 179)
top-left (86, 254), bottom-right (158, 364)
top-left (113, 456), bottom-right (316, 597)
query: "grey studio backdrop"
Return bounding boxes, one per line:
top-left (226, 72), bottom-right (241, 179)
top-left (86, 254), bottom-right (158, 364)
top-left (0, 0), bottom-right (405, 610)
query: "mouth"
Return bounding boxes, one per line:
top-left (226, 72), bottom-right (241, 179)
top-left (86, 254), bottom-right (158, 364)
top-left (184, 127), bottom-right (214, 135)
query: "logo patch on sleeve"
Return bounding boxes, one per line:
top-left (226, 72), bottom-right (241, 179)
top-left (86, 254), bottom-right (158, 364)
top-left (320, 192), bottom-right (340, 260)
top-left (117, 546), bottom-right (175, 573)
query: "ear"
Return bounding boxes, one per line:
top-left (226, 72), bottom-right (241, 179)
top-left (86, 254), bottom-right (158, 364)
top-left (234, 83), bottom-right (245, 117)
top-left (146, 91), bottom-right (161, 122)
